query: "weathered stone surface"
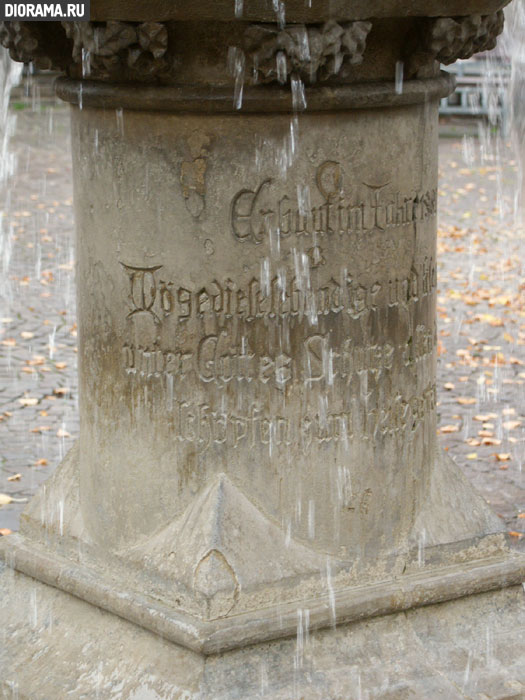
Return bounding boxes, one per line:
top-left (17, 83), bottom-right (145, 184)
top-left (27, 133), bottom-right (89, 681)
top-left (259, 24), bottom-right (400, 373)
top-left (406, 11), bottom-right (506, 77)
top-left (0, 2), bottom-right (523, 696)
top-left (243, 21), bottom-right (372, 84)
top-left (71, 103), bottom-right (444, 563)
top-left (0, 5), bottom-right (508, 86)
top-left (61, 20), bottom-right (174, 82)
top-left (86, 0), bottom-right (511, 23)
top-left (2, 566), bottom-right (525, 698)
top-left (0, 20), bottom-right (72, 71)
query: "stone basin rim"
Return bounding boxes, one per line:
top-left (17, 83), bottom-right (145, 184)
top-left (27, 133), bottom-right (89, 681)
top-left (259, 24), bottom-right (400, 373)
top-left (55, 73), bottom-right (455, 113)
top-left (2, 534), bottom-right (525, 656)
top-left (88, 0), bottom-right (511, 23)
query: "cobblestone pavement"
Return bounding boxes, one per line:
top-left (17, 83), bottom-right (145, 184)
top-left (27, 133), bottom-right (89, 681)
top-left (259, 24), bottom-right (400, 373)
top-left (0, 93), bottom-right (523, 552)
top-left (436, 133), bottom-right (524, 550)
top-left (0, 94), bottom-right (78, 532)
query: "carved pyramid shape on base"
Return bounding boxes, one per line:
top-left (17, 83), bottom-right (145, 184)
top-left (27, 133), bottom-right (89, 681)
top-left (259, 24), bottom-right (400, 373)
top-left (125, 472), bottom-right (328, 618)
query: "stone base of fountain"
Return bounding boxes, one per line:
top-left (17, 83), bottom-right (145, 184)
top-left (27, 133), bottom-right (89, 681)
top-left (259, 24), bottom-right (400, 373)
top-left (2, 442), bottom-right (525, 662)
top-left (2, 566), bottom-right (525, 698)
top-left (1, 438), bottom-right (525, 698)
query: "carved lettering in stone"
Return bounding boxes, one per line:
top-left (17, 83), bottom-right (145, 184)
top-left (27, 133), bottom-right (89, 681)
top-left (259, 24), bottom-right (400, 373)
top-left (121, 322), bottom-right (435, 389)
top-left (126, 382), bottom-right (436, 454)
top-left (120, 260), bottom-right (436, 326)
top-left (231, 171), bottom-right (437, 244)
top-left (120, 262), bottom-right (163, 323)
top-left (402, 324), bottom-right (437, 367)
top-left (304, 334), bottom-right (395, 385)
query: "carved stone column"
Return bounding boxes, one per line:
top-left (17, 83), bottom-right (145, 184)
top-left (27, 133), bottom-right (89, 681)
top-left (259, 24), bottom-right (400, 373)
top-left (2, 4), bottom-right (525, 697)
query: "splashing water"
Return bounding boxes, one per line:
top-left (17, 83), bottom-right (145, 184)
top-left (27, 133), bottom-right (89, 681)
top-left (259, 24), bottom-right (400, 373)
top-left (0, 50), bottom-right (22, 183)
top-left (81, 48), bottom-right (91, 78)
top-left (504, 2), bottom-right (525, 225)
top-left (228, 46), bottom-right (245, 110)
top-left (276, 51), bottom-right (287, 84)
top-left (291, 76), bottom-right (307, 112)
top-left (395, 61), bottom-right (404, 94)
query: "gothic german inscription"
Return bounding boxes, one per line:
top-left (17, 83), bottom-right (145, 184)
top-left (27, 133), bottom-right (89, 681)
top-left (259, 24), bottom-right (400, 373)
top-left (230, 163), bottom-right (437, 244)
top-left (120, 259), bottom-right (437, 325)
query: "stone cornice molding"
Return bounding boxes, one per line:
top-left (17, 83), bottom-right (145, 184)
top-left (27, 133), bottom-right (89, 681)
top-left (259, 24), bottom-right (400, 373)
top-left (55, 71), bottom-right (455, 112)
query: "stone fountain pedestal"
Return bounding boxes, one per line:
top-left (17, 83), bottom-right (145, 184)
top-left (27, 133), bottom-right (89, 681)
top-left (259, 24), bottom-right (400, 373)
top-left (1, 4), bottom-right (525, 698)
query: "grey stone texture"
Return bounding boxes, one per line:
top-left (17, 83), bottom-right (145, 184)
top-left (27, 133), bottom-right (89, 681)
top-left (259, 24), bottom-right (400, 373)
top-left (2, 567), bottom-right (525, 698)
top-left (1, 2), bottom-right (525, 697)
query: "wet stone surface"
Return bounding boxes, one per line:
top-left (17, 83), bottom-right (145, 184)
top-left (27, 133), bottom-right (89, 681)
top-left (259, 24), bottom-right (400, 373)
top-left (0, 92), bottom-right (522, 550)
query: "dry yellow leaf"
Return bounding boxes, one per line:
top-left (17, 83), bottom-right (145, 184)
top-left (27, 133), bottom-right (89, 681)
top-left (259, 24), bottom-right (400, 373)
top-left (466, 453), bottom-right (478, 460)
top-left (495, 453), bottom-right (511, 461)
top-left (440, 425), bottom-right (460, 434)
top-left (7, 474), bottom-right (21, 481)
top-left (457, 397), bottom-right (476, 405)
top-left (34, 458), bottom-right (48, 466)
top-left (18, 397), bottom-right (38, 407)
top-left (0, 493), bottom-right (27, 506)
top-left (503, 420), bottom-right (521, 431)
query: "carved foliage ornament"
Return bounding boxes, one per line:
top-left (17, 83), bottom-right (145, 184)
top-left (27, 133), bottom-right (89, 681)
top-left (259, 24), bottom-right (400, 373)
top-left (62, 21), bottom-right (171, 81)
top-left (244, 20), bottom-right (372, 84)
top-left (407, 10), bottom-right (505, 78)
top-left (0, 20), bottom-right (173, 81)
top-left (0, 12), bottom-right (505, 85)
top-left (0, 21), bottom-right (71, 71)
